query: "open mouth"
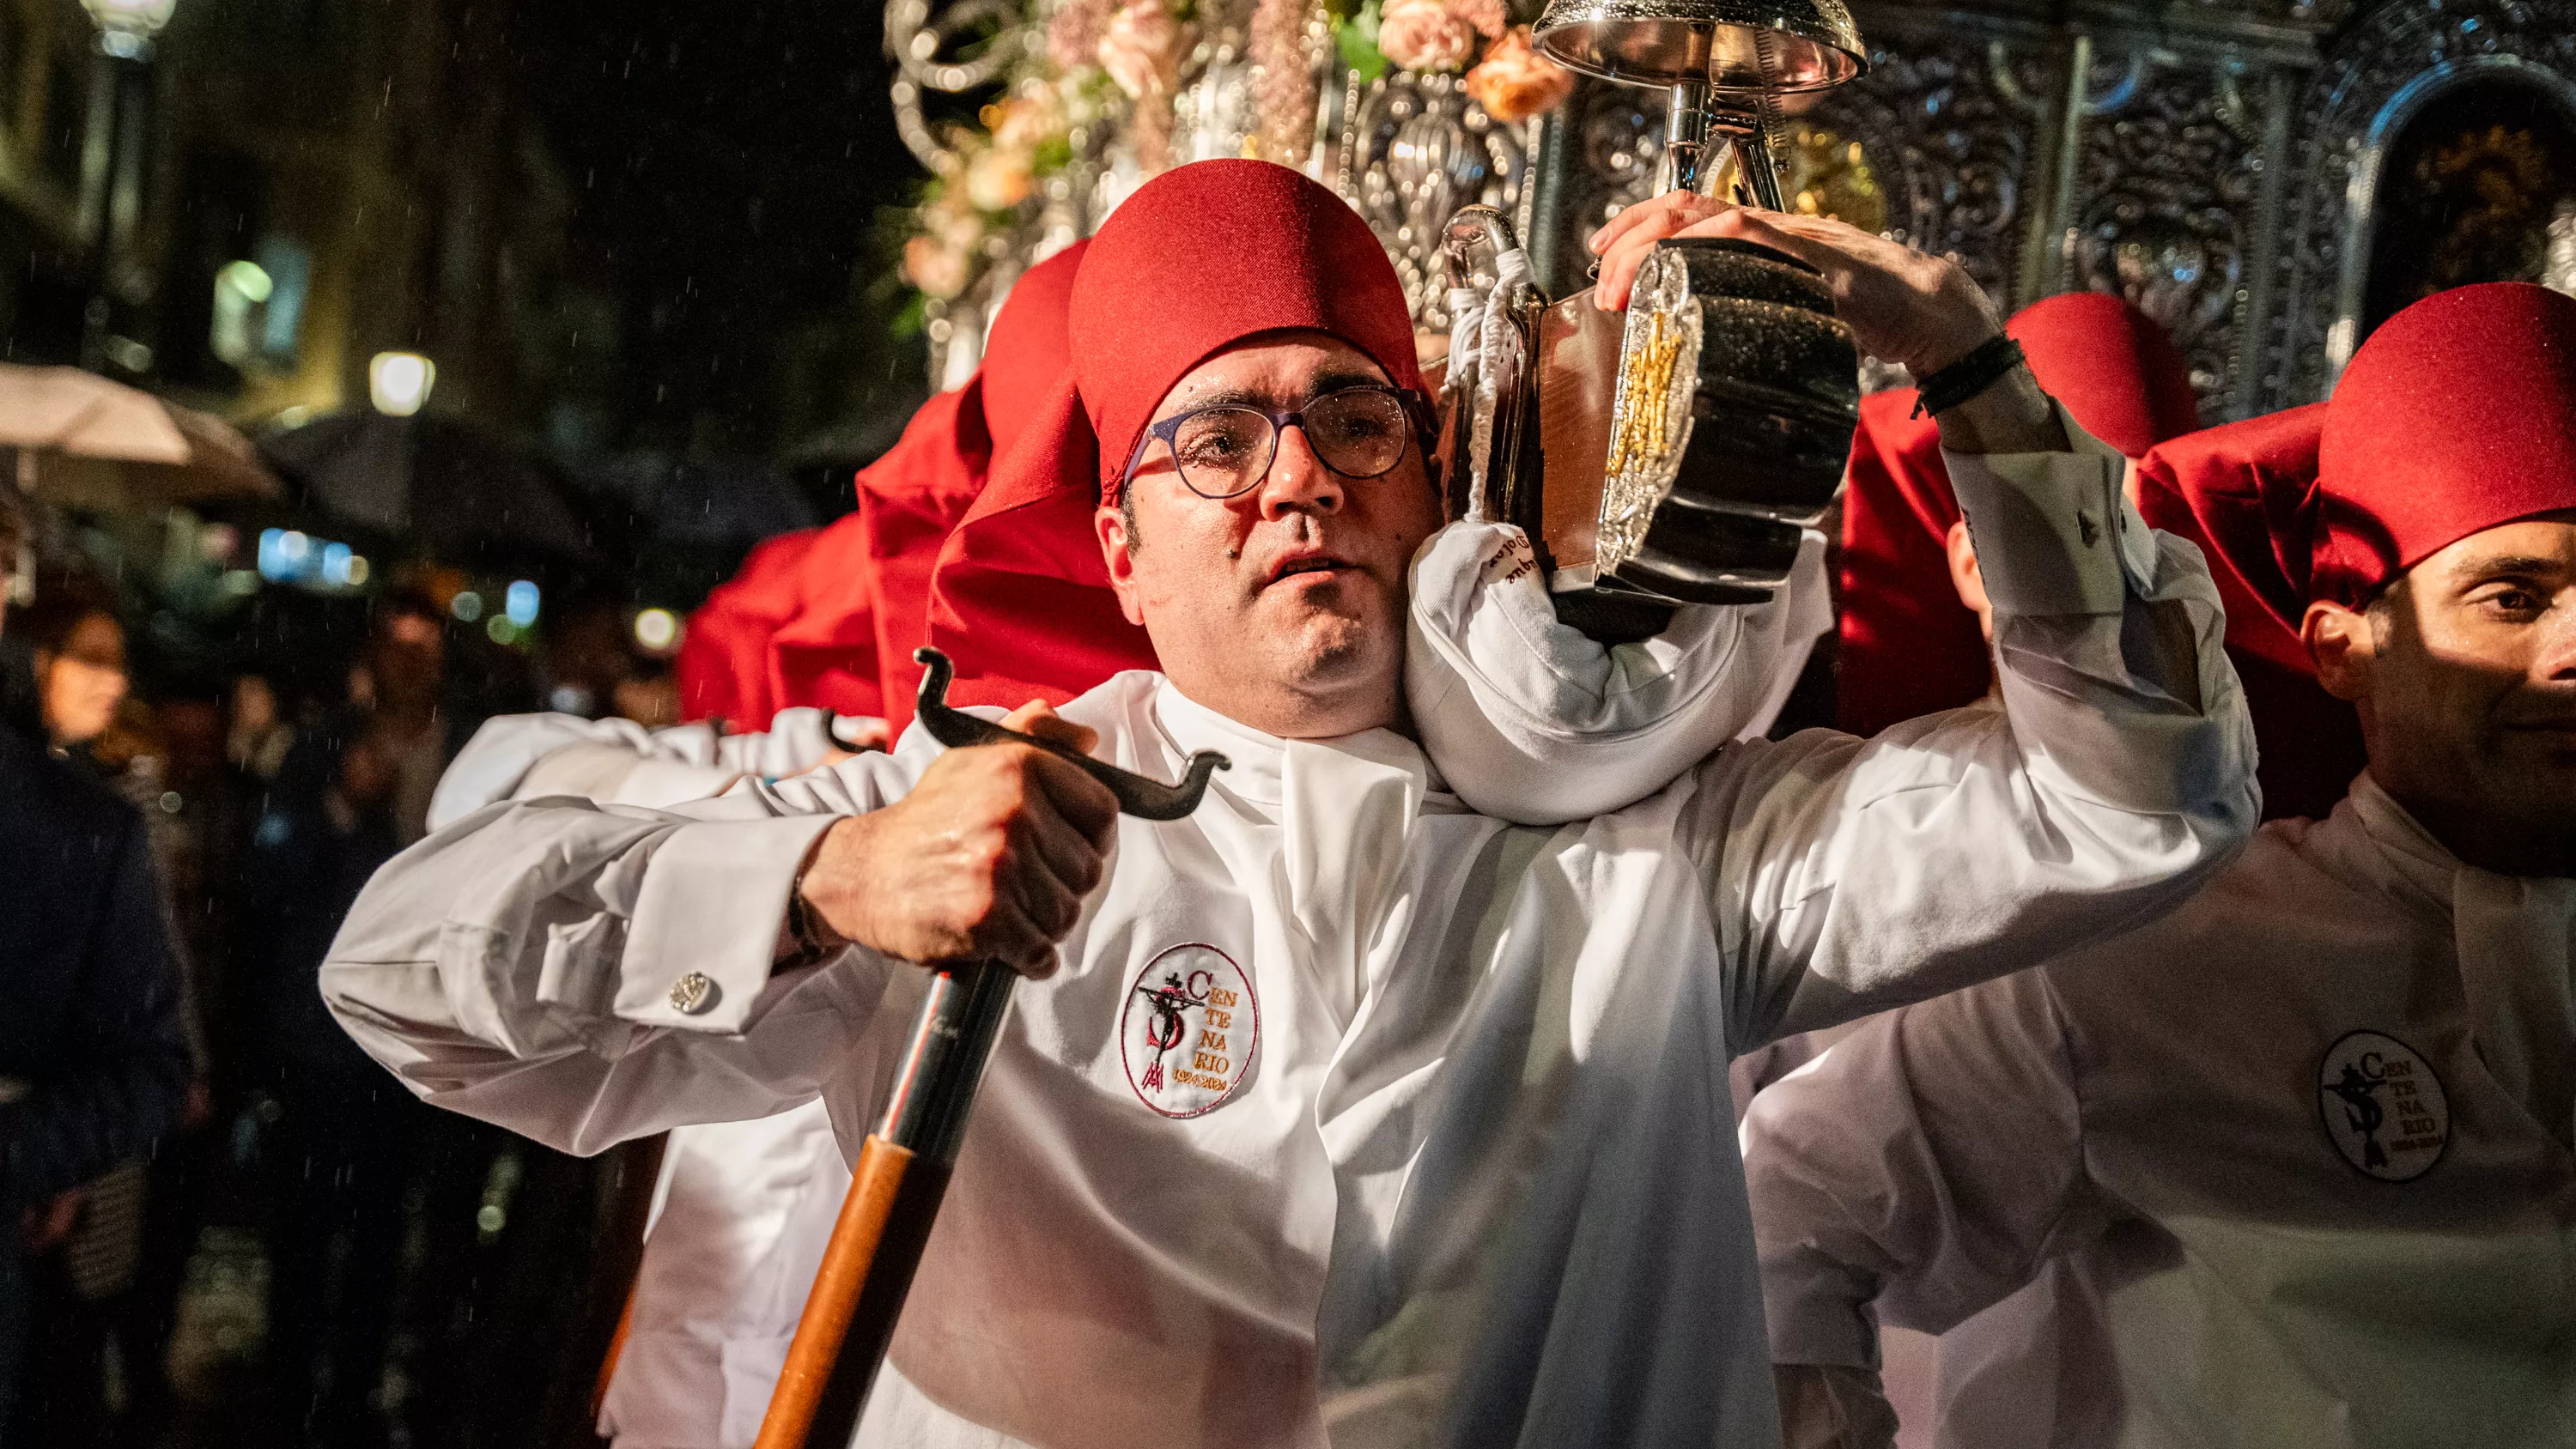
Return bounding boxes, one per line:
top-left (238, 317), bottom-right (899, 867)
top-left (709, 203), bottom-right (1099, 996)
top-left (1267, 555), bottom-right (1354, 585)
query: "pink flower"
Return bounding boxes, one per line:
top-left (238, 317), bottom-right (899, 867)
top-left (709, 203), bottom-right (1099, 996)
top-left (1098, 0), bottom-right (1182, 100)
top-left (1445, 0), bottom-right (1506, 41)
top-left (925, 194), bottom-right (982, 253)
top-left (1047, 0), bottom-right (1113, 74)
top-left (1376, 0), bottom-right (1476, 73)
top-left (1463, 25), bottom-right (1575, 122)
top-left (904, 233), bottom-right (972, 300)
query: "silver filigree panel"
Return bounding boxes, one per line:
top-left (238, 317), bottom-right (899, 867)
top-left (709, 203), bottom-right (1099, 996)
top-left (2067, 53), bottom-right (2264, 420)
top-left (1802, 33), bottom-right (2037, 302)
top-left (1332, 70), bottom-right (1536, 329)
top-left (2263, 0), bottom-right (2576, 409)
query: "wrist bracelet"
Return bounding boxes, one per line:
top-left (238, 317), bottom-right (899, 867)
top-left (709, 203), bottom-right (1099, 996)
top-left (1911, 335), bottom-right (2026, 419)
top-left (787, 886), bottom-right (841, 957)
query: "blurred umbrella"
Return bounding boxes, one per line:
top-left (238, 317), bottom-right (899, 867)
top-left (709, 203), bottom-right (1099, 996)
top-left (0, 363), bottom-right (283, 507)
top-left (260, 410), bottom-right (605, 573)
top-left (576, 453), bottom-right (819, 550)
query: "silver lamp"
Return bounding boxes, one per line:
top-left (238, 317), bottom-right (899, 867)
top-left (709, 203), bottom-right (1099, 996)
top-left (1532, 0), bottom-right (1864, 207)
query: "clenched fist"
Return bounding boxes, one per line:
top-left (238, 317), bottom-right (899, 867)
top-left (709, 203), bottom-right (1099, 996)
top-left (793, 701), bottom-right (1121, 978)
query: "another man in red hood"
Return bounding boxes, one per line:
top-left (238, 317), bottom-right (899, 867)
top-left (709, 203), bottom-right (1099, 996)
top-left (677, 243), bottom-right (1085, 737)
top-left (324, 162), bottom-right (2253, 1447)
top-left (1838, 291), bottom-right (2200, 738)
top-left (1745, 282), bottom-right (2576, 1447)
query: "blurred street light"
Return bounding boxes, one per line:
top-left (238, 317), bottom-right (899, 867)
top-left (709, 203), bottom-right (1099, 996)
top-left (633, 608), bottom-right (679, 653)
top-left (370, 352), bottom-right (436, 416)
top-left (76, 0), bottom-right (178, 375)
top-left (79, 0), bottom-right (178, 55)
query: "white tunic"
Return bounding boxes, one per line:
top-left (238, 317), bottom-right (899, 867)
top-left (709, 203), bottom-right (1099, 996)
top-left (440, 512), bottom-right (1827, 1449)
top-left (422, 714), bottom-right (867, 1449)
top-left (605, 1099), bottom-right (853, 1449)
top-left (319, 436), bottom-right (2256, 1449)
top-left (1743, 774), bottom-right (2576, 1449)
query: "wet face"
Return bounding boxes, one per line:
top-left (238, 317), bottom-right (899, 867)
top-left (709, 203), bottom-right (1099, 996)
top-left (39, 610), bottom-right (128, 748)
top-left (2307, 515), bottom-right (2576, 876)
top-left (1096, 331), bottom-right (1442, 739)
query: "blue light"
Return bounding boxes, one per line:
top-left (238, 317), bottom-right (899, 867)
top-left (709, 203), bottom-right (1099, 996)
top-left (505, 579), bottom-right (540, 627)
top-left (321, 542), bottom-right (355, 585)
top-left (257, 528), bottom-right (317, 583)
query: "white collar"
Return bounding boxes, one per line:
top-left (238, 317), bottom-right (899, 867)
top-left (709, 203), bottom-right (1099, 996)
top-left (1147, 676), bottom-right (1441, 812)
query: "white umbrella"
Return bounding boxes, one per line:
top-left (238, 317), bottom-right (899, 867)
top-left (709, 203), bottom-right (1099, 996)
top-left (0, 363), bottom-right (282, 506)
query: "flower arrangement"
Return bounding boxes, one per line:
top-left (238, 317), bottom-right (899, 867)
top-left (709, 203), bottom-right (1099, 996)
top-left (900, 0), bottom-right (1574, 306)
top-left (1325, 0), bottom-right (1569, 120)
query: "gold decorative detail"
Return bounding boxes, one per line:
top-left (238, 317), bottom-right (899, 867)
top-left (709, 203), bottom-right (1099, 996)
top-left (1605, 309), bottom-right (1686, 478)
top-left (1785, 124), bottom-right (1886, 235)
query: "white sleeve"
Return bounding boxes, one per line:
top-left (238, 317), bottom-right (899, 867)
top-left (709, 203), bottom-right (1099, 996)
top-left (1741, 970), bottom-right (2101, 1370)
top-left (1404, 518), bottom-right (1833, 825)
top-left (427, 707), bottom-right (878, 830)
top-left (322, 732), bottom-right (943, 1155)
top-left (1687, 409), bottom-right (2258, 1043)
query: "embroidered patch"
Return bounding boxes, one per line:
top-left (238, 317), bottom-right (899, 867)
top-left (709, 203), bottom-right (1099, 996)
top-left (2317, 1030), bottom-right (2450, 1183)
top-left (1120, 943), bottom-right (1258, 1118)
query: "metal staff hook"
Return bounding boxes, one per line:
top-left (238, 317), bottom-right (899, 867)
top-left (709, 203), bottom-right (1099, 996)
top-left (753, 650), bottom-right (1227, 1449)
top-left (908, 648), bottom-right (1228, 820)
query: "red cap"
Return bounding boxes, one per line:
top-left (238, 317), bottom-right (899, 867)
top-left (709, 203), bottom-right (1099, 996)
top-left (767, 242), bottom-right (1093, 731)
top-left (928, 160), bottom-right (1418, 708)
top-left (1836, 292), bottom-right (2200, 738)
top-left (2007, 292), bottom-right (2200, 459)
top-left (2133, 403), bottom-right (2363, 819)
top-left (979, 241), bottom-right (1087, 458)
top-left (1835, 390), bottom-right (1990, 738)
top-left (2312, 282), bottom-right (2576, 608)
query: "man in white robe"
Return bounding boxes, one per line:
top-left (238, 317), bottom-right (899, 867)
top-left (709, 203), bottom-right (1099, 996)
top-left (317, 162), bottom-right (2255, 1448)
top-left (1745, 281), bottom-right (2576, 1449)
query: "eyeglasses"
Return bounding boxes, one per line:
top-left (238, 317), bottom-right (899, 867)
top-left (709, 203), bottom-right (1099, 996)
top-left (1121, 385), bottom-right (1432, 500)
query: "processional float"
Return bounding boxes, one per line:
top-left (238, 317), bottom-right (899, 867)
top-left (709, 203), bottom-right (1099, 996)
top-left (755, 3), bottom-right (1869, 1442)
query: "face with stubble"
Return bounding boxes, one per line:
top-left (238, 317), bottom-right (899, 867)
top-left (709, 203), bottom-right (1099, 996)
top-left (2308, 513), bottom-right (2576, 876)
top-left (1095, 330), bottom-right (1443, 740)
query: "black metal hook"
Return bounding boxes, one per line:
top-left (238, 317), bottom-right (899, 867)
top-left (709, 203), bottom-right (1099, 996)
top-left (910, 647), bottom-right (1228, 822)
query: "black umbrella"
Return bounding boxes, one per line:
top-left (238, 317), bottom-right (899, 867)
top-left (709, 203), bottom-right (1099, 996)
top-left (575, 453), bottom-right (819, 551)
top-left (260, 411), bottom-right (608, 574)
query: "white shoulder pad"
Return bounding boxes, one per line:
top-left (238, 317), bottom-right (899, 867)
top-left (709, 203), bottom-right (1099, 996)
top-left (1404, 520), bottom-right (1831, 824)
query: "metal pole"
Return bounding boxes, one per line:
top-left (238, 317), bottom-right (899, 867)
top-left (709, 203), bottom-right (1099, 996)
top-left (1655, 80), bottom-right (1712, 194)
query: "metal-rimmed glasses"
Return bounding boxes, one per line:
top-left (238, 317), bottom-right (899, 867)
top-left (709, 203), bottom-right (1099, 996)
top-left (1119, 385), bottom-right (1435, 500)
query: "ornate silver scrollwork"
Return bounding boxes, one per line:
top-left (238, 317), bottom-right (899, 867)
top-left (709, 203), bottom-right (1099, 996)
top-left (2264, 0), bottom-right (2576, 409)
top-left (2066, 50), bottom-right (2259, 417)
top-left (886, 0), bottom-right (1039, 174)
top-left (1334, 70), bottom-right (1539, 328)
top-left (1806, 33), bottom-right (2032, 301)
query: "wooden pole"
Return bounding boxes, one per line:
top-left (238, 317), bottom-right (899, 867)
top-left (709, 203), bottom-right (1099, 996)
top-left (750, 961), bottom-right (1016, 1449)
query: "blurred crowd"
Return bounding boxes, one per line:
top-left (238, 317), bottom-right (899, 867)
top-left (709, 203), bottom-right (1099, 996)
top-left (0, 480), bottom-right (677, 1449)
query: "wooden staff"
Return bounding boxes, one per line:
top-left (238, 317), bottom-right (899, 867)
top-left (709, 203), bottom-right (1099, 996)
top-left (754, 650), bottom-right (1225, 1449)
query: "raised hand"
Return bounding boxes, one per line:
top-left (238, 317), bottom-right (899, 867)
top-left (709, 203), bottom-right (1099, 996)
top-left (1589, 193), bottom-right (2006, 379)
top-left (1589, 193), bottom-right (2060, 452)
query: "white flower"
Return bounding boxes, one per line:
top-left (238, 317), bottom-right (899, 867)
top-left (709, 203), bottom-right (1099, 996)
top-left (964, 146), bottom-right (1035, 211)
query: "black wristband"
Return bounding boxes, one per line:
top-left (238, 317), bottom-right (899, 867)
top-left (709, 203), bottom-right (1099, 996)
top-left (787, 883), bottom-right (842, 958)
top-left (1910, 335), bottom-right (2026, 419)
